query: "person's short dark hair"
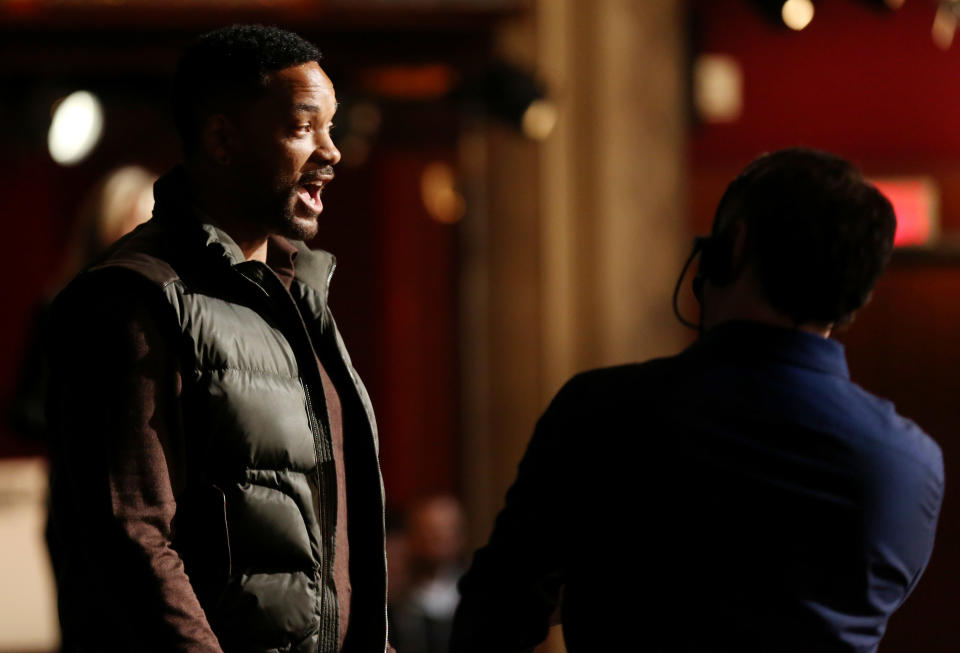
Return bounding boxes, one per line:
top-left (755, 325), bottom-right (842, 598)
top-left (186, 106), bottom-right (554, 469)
top-left (706, 147), bottom-right (896, 325)
top-left (172, 24), bottom-right (322, 155)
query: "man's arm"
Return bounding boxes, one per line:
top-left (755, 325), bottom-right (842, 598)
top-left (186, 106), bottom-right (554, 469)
top-left (450, 383), bottom-right (580, 653)
top-left (867, 432), bottom-right (945, 617)
top-left (47, 275), bottom-right (222, 652)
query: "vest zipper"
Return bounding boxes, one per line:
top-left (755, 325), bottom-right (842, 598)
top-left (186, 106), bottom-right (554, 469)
top-left (234, 264), bottom-right (341, 650)
top-left (322, 256), bottom-right (388, 651)
top-left (302, 380), bottom-right (339, 649)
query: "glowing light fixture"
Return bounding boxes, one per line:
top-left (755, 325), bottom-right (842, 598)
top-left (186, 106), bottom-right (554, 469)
top-left (781, 0), bottom-right (815, 31)
top-left (420, 162), bottom-right (465, 225)
top-left (521, 99), bottom-right (558, 141)
top-left (933, 2), bottom-right (959, 50)
top-left (694, 54), bottom-right (744, 124)
top-left (48, 90), bottom-right (104, 166)
top-left (871, 177), bottom-right (940, 247)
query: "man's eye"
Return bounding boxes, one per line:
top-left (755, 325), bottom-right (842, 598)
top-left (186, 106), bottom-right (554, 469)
top-left (297, 124), bottom-right (312, 134)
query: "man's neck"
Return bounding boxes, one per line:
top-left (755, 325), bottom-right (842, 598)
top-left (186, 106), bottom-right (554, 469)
top-left (703, 312), bottom-right (832, 339)
top-left (207, 213), bottom-right (270, 263)
top-left (185, 163), bottom-right (270, 262)
top-left (701, 274), bottom-right (833, 338)
top-left (237, 238), bottom-right (269, 263)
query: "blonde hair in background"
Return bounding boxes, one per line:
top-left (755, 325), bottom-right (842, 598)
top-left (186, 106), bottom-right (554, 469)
top-left (60, 165), bottom-right (157, 285)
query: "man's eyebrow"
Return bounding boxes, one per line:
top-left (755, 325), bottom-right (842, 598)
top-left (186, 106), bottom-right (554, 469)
top-left (293, 102), bottom-right (339, 114)
top-left (293, 103), bottom-right (321, 113)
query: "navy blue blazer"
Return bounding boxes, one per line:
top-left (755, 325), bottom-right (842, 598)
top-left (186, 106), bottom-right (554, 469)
top-left (453, 321), bottom-right (944, 653)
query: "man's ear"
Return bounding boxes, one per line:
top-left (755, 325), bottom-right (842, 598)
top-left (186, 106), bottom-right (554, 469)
top-left (200, 114), bottom-right (238, 166)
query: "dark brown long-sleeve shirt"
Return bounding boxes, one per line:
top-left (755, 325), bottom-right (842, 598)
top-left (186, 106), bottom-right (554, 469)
top-left (48, 274), bottom-right (222, 652)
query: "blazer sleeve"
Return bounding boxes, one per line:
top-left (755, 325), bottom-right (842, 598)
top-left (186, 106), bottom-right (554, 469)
top-left (450, 382), bottom-right (580, 653)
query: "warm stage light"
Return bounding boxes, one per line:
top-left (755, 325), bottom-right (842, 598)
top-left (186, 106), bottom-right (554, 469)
top-left (781, 0), bottom-right (815, 31)
top-left (933, 3), bottom-right (958, 50)
top-left (48, 90), bottom-right (104, 166)
top-left (694, 54), bottom-right (743, 123)
top-left (521, 99), bottom-right (558, 141)
top-left (421, 162), bottom-right (465, 225)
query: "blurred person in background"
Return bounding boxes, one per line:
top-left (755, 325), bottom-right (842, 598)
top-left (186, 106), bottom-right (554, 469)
top-left (451, 148), bottom-right (944, 653)
top-left (60, 165), bottom-right (158, 288)
top-left (389, 495), bottom-right (465, 653)
top-left (46, 25), bottom-right (392, 653)
top-left (385, 509), bottom-right (412, 618)
top-left (10, 165), bottom-right (156, 443)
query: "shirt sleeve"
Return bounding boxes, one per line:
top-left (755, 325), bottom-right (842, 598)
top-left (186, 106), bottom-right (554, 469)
top-left (450, 383), bottom-right (577, 653)
top-left (47, 273), bottom-right (223, 653)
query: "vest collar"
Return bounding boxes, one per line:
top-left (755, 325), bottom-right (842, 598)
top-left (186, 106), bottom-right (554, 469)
top-left (153, 166), bottom-right (337, 295)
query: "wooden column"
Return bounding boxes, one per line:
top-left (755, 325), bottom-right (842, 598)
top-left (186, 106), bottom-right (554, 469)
top-left (459, 1), bottom-right (689, 648)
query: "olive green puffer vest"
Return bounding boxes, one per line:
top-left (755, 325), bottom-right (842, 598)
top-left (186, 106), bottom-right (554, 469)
top-left (89, 170), bottom-right (388, 653)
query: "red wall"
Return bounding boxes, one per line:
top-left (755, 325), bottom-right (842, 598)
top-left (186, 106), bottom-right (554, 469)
top-left (692, 1), bottom-right (960, 167)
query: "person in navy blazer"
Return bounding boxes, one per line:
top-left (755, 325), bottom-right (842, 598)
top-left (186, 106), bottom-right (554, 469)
top-left (451, 148), bottom-right (944, 653)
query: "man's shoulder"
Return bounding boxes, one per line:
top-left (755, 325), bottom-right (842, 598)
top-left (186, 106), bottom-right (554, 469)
top-left (52, 221), bottom-right (186, 334)
top-left (562, 355), bottom-right (684, 392)
top-left (843, 383), bottom-right (944, 484)
top-left (547, 354), bottom-right (685, 415)
top-left (87, 218), bottom-right (181, 288)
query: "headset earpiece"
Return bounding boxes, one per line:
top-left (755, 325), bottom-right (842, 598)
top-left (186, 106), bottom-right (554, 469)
top-left (699, 229), bottom-right (737, 287)
top-left (673, 236), bottom-right (709, 330)
top-left (692, 273), bottom-right (704, 303)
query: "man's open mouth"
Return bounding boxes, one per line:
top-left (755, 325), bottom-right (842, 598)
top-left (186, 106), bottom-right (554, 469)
top-left (297, 179), bottom-right (326, 213)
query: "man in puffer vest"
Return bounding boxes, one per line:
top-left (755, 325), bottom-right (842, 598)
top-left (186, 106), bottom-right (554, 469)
top-left (46, 25), bottom-right (391, 653)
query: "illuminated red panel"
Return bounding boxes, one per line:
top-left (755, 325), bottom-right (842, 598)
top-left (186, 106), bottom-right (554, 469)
top-left (871, 178), bottom-right (939, 247)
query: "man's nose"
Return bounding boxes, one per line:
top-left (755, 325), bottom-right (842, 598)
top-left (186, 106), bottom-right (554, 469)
top-left (313, 131), bottom-right (341, 166)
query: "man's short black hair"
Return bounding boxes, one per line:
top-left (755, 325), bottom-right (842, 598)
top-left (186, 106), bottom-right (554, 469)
top-left (709, 147), bottom-right (896, 325)
top-left (172, 24), bottom-right (322, 155)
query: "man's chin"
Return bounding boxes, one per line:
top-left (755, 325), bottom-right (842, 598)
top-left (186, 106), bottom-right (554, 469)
top-left (284, 213), bottom-right (319, 241)
top-left (271, 195), bottom-right (318, 240)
